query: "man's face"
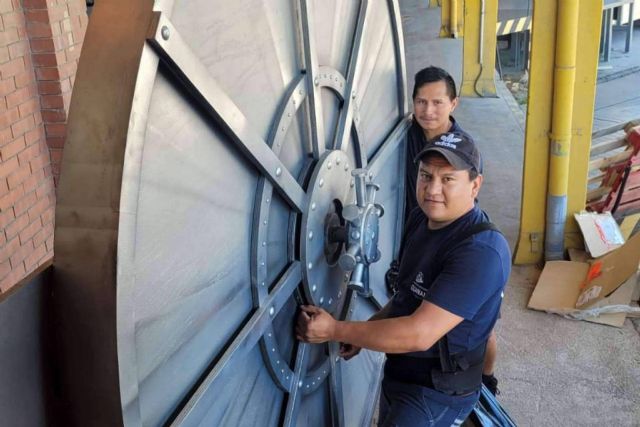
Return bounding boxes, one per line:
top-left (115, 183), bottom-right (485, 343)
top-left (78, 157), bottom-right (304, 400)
top-left (412, 81), bottom-right (458, 138)
top-left (416, 156), bottom-right (482, 229)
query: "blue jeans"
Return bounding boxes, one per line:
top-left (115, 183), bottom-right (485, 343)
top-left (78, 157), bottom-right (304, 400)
top-left (378, 378), bottom-right (479, 427)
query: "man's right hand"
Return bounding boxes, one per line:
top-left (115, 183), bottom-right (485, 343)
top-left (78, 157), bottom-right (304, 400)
top-left (339, 343), bottom-right (361, 360)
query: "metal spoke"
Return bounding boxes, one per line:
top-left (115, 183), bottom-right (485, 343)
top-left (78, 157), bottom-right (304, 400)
top-left (298, 0), bottom-right (326, 160)
top-left (335, 0), bottom-right (370, 153)
top-left (170, 262), bottom-right (302, 425)
top-left (387, 0), bottom-right (409, 116)
top-left (366, 116), bottom-right (411, 178)
top-left (147, 13), bottom-right (307, 213)
top-left (283, 343), bottom-right (310, 427)
top-left (267, 73), bottom-right (308, 151)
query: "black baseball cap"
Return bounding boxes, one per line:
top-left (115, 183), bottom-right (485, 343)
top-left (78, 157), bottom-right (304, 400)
top-left (414, 132), bottom-right (482, 173)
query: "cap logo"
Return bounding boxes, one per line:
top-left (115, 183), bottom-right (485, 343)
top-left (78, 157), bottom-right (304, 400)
top-left (434, 133), bottom-right (461, 150)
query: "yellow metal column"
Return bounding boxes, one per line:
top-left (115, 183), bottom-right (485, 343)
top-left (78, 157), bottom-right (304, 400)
top-left (440, 0), bottom-right (464, 38)
top-left (514, 0), bottom-right (603, 264)
top-left (544, 0), bottom-right (580, 260)
top-left (428, 0), bottom-right (440, 8)
top-left (564, 1), bottom-right (603, 250)
top-left (461, 0), bottom-right (498, 97)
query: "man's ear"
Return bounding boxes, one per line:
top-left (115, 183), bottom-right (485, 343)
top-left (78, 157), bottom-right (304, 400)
top-left (471, 174), bottom-right (483, 198)
top-left (451, 96), bottom-right (459, 112)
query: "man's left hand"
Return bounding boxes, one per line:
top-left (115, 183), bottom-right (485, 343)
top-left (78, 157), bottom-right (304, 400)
top-left (296, 305), bottom-right (337, 343)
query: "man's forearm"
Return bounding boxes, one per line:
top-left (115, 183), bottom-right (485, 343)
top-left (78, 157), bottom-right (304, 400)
top-left (332, 315), bottom-right (430, 354)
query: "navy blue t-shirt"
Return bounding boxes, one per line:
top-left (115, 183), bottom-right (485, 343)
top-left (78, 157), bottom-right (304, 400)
top-left (388, 205), bottom-right (511, 356)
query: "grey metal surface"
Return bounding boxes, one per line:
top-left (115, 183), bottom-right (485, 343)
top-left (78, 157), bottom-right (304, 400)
top-left (56, 0), bottom-right (408, 426)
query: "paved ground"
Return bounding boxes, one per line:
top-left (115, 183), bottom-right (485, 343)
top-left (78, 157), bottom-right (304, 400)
top-left (594, 23), bottom-right (640, 130)
top-left (399, 1), bottom-right (640, 425)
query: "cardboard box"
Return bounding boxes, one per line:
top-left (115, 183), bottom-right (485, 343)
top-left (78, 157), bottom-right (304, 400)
top-left (574, 211), bottom-right (625, 258)
top-left (528, 232), bottom-right (640, 327)
top-left (529, 267), bottom-right (639, 328)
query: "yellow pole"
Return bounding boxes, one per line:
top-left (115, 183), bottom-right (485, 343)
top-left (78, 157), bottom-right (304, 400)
top-left (461, 0), bottom-right (498, 97)
top-left (545, 0), bottom-right (579, 260)
top-left (440, 0), bottom-right (451, 37)
top-left (450, 0), bottom-right (459, 37)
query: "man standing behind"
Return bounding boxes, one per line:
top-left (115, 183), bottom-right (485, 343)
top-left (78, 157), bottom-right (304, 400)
top-left (404, 66), bottom-right (499, 394)
top-left (297, 133), bottom-right (511, 427)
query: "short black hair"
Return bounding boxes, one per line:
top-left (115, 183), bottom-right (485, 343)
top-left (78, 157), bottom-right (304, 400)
top-left (412, 66), bottom-right (457, 100)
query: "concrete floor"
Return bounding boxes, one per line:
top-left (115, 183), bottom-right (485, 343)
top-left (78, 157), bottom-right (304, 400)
top-left (399, 1), bottom-right (640, 425)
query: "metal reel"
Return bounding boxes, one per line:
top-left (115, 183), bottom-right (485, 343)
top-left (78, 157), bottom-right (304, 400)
top-left (55, 1), bottom-right (410, 426)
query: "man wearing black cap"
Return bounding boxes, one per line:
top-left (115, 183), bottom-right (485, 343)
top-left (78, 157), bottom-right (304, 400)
top-left (297, 132), bottom-right (511, 426)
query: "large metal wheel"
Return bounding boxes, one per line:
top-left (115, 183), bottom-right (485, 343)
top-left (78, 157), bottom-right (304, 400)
top-left (55, 1), bottom-right (410, 426)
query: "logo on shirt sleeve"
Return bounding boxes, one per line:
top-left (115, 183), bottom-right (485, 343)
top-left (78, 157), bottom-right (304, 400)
top-left (410, 271), bottom-right (427, 298)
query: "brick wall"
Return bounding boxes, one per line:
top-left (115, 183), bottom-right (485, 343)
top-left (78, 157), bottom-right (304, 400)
top-left (0, 0), bottom-right (87, 293)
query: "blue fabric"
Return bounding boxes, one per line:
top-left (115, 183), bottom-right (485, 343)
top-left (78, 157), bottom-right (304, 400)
top-left (379, 378), bottom-right (479, 427)
top-left (388, 205), bottom-right (511, 356)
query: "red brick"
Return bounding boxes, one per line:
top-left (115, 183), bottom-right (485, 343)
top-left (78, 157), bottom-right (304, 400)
top-left (0, 261), bottom-right (26, 292)
top-left (44, 122), bottom-right (65, 137)
top-left (58, 61), bottom-right (76, 79)
top-left (24, 125), bottom-right (43, 145)
top-left (25, 241), bottom-right (47, 270)
top-left (0, 259), bottom-right (10, 279)
top-left (29, 152), bottom-right (49, 172)
top-left (48, 147), bottom-right (62, 163)
top-left (0, 206), bottom-right (15, 229)
top-left (31, 225), bottom-right (48, 248)
top-left (48, 5), bottom-right (68, 23)
top-left (21, 171), bottom-right (38, 193)
top-left (14, 71), bottom-right (34, 89)
top-left (0, 155), bottom-right (19, 177)
top-left (40, 94), bottom-right (62, 108)
top-left (25, 21), bottom-right (53, 38)
top-left (17, 141), bottom-right (41, 164)
top-left (1, 136), bottom-right (24, 160)
top-left (0, 0), bottom-right (15, 13)
top-left (0, 106), bottom-right (19, 129)
top-left (35, 67), bottom-right (60, 81)
top-left (2, 11), bottom-right (22, 29)
top-left (10, 237), bottom-right (33, 268)
top-left (59, 77), bottom-right (70, 93)
top-left (5, 212), bottom-right (29, 240)
top-left (0, 27), bottom-right (19, 45)
top-left (19, 214), bottom-right (41, 243)
top-left (18, 98), bottom-right (39, 118)
top-left (0, 126), bottom-right (12, 143)
top-left (32, 52), bottom-right (58, 67)
top-left (44, 234), bottom-right (53, 252)
top-left (40, 196), bottom-right (53, 218)
top-left (10, 114), bottom-right (35, 138)
top-left (37, 80), bottom-right (60, 95)
top-left (28, 190), bottom-right (48, 217)
top-left (41, 109), bottom-right (65, 123)
top-left (30, 38), bottom-right (54, 53)
top-left (6, 162), bottom-right (30, 189)
top-left (0, 78), bottom-right (16, 97)
top-left (13, 189), bottom-right (36, 217)
top-left (0, 234), bottom-right (20, 263)
top-left (0, 46), bottom-right (9, 64)
top-left (22, 0), bottom-right (49, 8)
top-left (0, 182), bottom-right (22, 211)
top-left (35, 180), bottom-right (51, 200)
top-left (5, 86), bottom-right (31, 109)
top-left (0, 176), bottom-right (8, 197)
top-left (25, 9), bottom-right (50, 24)
top-left (0, 57), bottom-right (24, 79)
top-left (8, 40), bottom-right (29, 59)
